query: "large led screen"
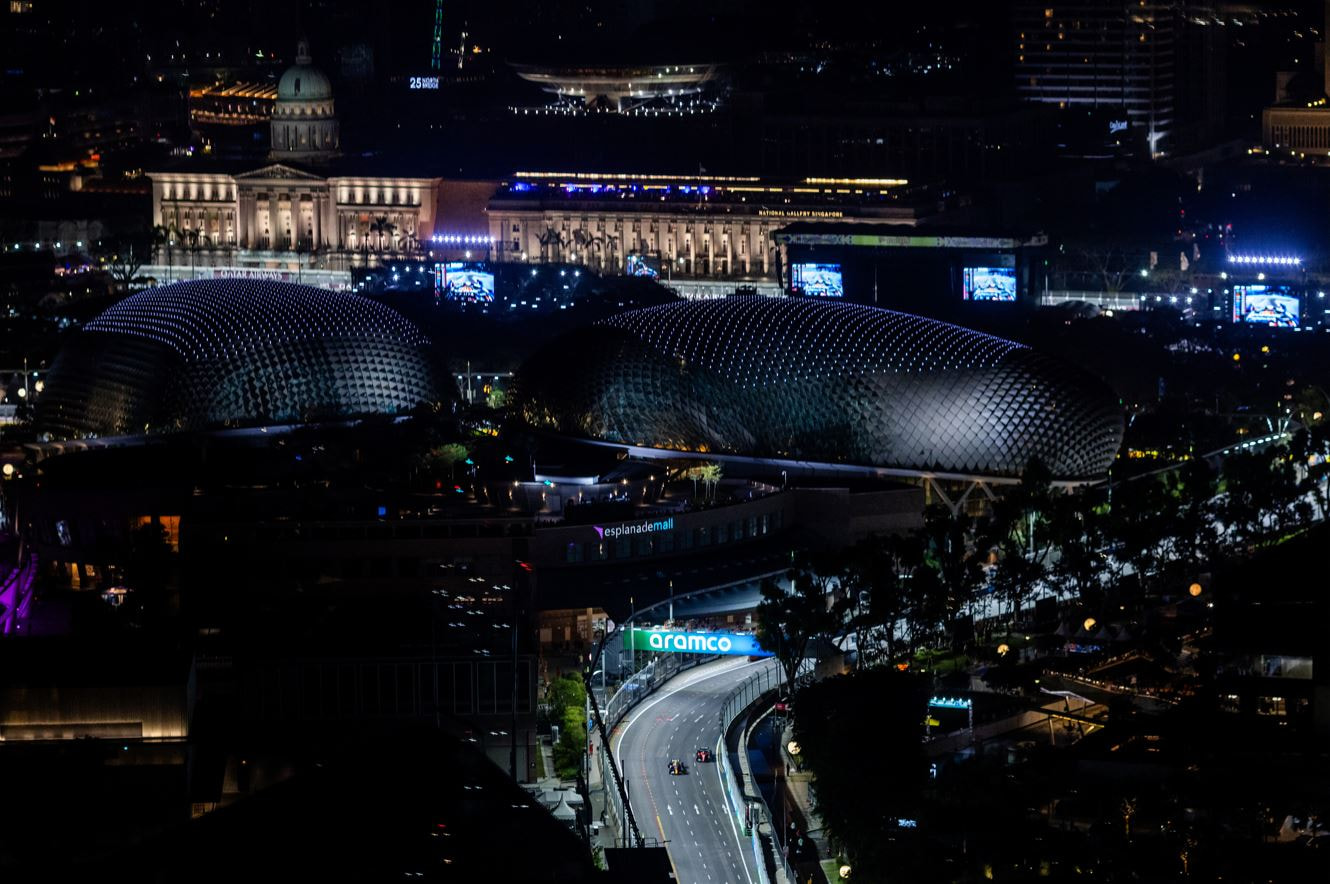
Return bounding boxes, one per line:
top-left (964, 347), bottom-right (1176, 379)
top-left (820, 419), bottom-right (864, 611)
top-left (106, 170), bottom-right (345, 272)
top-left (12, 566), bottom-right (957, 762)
top-left (791, 263), bottom-right (844, 298)
top-left (443, 263), bottom-right (495, 302)
top-left (626, 254), bottom-right (660, 278)
top-left (1232, 285), bottom-right (1299, 327)
top-left (962, 266), bottom-right (1017, 301)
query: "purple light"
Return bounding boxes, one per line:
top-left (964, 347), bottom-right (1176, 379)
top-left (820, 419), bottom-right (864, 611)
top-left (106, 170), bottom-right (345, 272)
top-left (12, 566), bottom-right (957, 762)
top-left (1228, 255), bottom-right (1301, 266)
top-left (0, 554), bottom-right (36, 635)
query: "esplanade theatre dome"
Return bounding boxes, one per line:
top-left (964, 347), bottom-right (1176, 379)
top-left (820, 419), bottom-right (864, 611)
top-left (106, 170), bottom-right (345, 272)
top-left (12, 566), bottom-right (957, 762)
top-left (37, 279), bottom-right (446, 440)
top-left (516, 298), bottom-right (1124, 480)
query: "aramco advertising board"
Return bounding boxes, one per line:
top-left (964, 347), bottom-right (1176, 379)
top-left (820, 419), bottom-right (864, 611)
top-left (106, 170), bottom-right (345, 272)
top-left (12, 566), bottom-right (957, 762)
top-left (623, 628), bottom-right (773, 657)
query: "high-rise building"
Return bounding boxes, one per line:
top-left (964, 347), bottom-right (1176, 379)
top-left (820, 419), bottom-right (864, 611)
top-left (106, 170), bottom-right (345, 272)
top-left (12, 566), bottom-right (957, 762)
top-left (1014, 1), bottom-right (1176, 155)
top-left (1261, 1), bottom-right (1330, 161)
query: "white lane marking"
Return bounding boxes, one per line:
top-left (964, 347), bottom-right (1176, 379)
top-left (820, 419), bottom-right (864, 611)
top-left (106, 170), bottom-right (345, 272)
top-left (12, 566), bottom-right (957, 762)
top-left (613, 658), bottom-right (766, 773)
top-left (667, 804), bottom-right (673, 815)
top-left (717, 733), bottom-right (757, 884)
top-left (695, 804), bottom-right (701, 815)
top-left (612, 658), bottom-right (769, 884)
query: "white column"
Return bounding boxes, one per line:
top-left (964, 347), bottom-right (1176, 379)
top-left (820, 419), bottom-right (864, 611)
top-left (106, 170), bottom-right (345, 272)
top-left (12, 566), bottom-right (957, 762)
top-left (312, 193), bottom-right (322, 251)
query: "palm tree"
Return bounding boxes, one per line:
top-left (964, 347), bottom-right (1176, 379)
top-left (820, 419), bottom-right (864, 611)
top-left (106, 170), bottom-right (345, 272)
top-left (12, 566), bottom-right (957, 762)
top-left (184, 228), bottom-right (199, 279)
top-left (919, 505), bottom-right (984, 646)
top-left (403, 231), bottom-right (421, 256)
top-left (369, 216), bottom-right (397, 253)
top-left (698, 462), bottom-right (723, 503)
top-left (152, 222), bottom-right (180, 284)
top-left (536, 227), bottom-right (567, 262)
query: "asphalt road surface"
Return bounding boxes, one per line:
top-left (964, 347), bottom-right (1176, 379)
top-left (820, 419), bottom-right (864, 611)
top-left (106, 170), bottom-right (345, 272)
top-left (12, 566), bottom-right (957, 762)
top-left (615, 658), bottom-right (772, 884)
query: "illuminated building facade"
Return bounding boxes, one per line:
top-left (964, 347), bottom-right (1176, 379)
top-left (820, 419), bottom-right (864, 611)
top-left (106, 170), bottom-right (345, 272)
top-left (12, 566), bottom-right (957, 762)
top-left (269, 39), bottom-right (340, 163)
top-left (1260, 3), bottom-right (1330, 161)
top-left (510, 62), bottom-right (721, 112)
top-left (1014, 0), bottom-right (1176, 154)
top-left (150, 164), bottom-right (441, 258)
top-left (189, 81), bottom-right (278, 129)
top-left (149, 42), bottom-right (482, 281)
top-left (486, 173), bottom-right (926, 280)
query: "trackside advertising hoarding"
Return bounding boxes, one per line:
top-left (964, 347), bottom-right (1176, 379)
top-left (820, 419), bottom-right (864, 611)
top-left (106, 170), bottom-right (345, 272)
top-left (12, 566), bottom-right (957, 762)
top-left (623, 628), bottom-right (773, 657)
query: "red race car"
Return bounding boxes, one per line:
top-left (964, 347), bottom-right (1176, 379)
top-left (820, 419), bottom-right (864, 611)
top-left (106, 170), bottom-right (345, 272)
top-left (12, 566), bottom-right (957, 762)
top-left (695, 748), bottom-right (714, 763)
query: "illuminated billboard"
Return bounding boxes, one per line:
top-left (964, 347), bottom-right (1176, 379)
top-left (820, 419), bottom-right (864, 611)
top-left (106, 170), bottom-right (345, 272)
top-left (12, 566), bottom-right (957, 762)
top-left (443, 263), bottom-right (495, 302)
top-left (625, 254), bottom-right (660, 278)
top-left (1232, 285), bottom-right (1299, 327)
top-left (623, 628), bottom-right (773, 657)
top-left (791, 263), bottom-right (844, 298)
top-left (962, 267), bottom-right (1017, 302)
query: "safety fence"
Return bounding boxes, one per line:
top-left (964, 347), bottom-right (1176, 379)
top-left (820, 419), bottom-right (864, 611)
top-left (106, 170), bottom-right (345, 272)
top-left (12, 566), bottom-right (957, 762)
top-left (716, 658), bottom-right (814, 884)
top-left (589, 621), bottom-right (717, 849)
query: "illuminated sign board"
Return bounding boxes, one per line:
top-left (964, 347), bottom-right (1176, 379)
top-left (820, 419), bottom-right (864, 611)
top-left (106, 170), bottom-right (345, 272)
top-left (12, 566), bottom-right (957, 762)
top-left (623, 628), bottom-right (773, 657)
top-left (774, 233), bottom-right (1047, 249)
top-left (927, 696), bottom-right (972, 709)
top-left (593, 517), bottom-right (673, 541)
top-left (757, 209), bottom-right (845, 219)
top-left (409, 76), bottom-right (440, 90)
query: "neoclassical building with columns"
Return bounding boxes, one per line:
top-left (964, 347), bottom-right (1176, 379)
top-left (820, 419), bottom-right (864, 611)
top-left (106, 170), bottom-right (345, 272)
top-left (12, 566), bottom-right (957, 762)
top-left (148, 43), bottom-right (467, 286)
top-left (148, 44), bottom-right (939, 290)
top-left (151, 164), bottom-right (442, 257)
top-left (484, 172), bottom-right (928, 281)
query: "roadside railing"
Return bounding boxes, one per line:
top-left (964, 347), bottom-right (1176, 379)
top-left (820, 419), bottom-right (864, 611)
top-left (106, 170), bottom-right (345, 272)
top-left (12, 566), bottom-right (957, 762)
top-left (716, 659), bottom-right (814, 884)
top-left (588, 621), bottom-right (717, 849)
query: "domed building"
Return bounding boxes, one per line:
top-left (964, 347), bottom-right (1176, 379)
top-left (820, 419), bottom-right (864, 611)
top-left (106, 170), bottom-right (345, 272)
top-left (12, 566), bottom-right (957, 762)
top-left (269, 38), bottom-right (340, 162)
top-left (515, 297), bottom-right (1123, 481)
top-left (37, 279), bottom-right (448, 440)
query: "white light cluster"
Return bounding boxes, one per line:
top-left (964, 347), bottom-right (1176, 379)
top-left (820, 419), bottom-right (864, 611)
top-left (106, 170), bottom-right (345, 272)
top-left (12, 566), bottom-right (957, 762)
top-left (1227, 255), bottom-right (1301, 266)
top-left (431, 234), bottom-right (495, 245)
top-left (538, 295), bottom-right (1123, 479)
top-left (43, 278), bottom-right (442, 439)
top-left (601, 296), bottom-right (1024, 389)
top-left (85, 278), bottom-right (431, 362)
